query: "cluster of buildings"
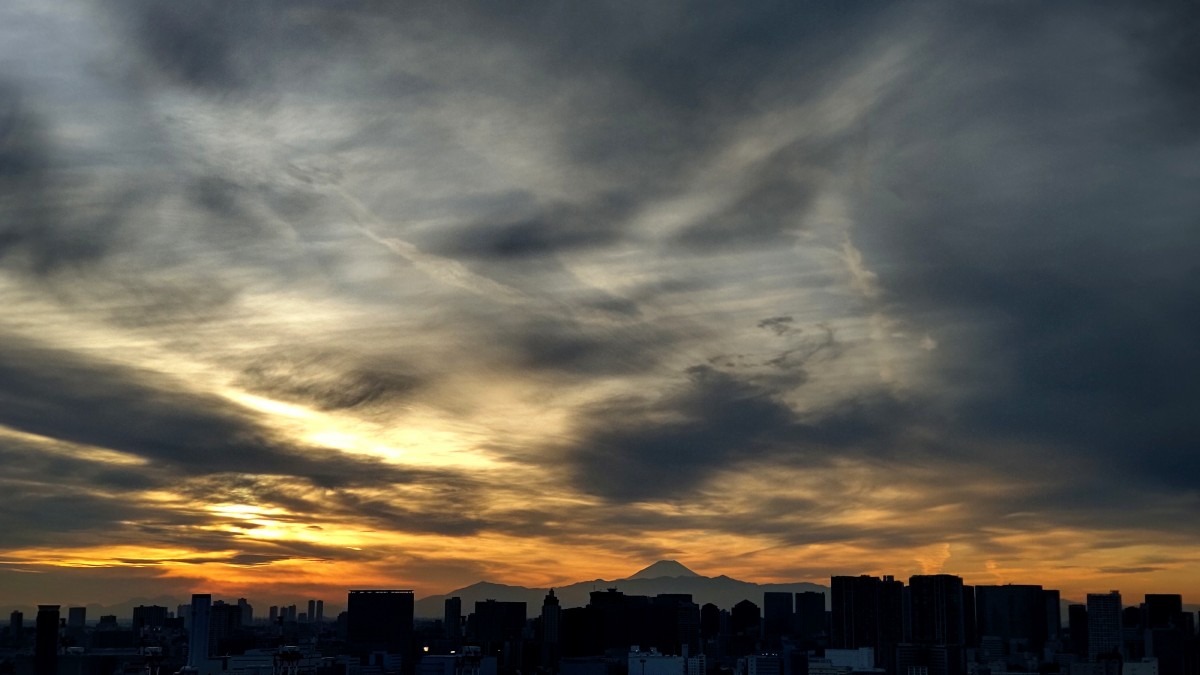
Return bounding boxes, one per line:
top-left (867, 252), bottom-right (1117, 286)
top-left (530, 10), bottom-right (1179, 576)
top-left (2, 575), bottom-right (1198, 675)
top-left (822, 575), bottom-right (1195, 675)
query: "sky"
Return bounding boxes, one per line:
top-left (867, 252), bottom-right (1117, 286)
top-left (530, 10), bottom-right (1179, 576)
top-left (1, 1), bottom-right (1199, 613)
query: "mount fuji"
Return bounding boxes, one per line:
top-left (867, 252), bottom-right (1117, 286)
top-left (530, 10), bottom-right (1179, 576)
top-left (413, 560), bottom-right (828, 617)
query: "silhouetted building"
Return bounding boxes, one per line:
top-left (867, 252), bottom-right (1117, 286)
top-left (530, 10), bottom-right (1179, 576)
top-left (1070, 604), bottom-right (1089, 659)
top-left (1143, 594), bottom-right (1191, 675)
top-left (795, 592), bottom-right (826, 645)
top-left (649, 594), bottom-right (700, 656)
top-left (66, 608), bottom-right (85, 630)
top-left (731, 600), bottom-right (761, 655)
top-left (347, 590), bottom-right (415, 657)
top-left (962, 586), bottom-right (977, 648)
top-left (1087, 591), bottom-right (1123, 662)
top-left (238, 599), bottom-right (253, 626)
top-left (470, 598), bottom-right (523, 638)
top-left (909, 575), bottom-right (966, 647)
top-left (975, 585), bottom-right (1049, 653)
top-left (1123, 606), bottom-right (1146, 660)
top-left (831, 575), bottom-right (904, 673)
top-left (587, 589), bottom-right (639, 654)
top-left (701, 603), bottom-right (721, 643)
top-left (210, 601), bottom-right (243, 656)
top-left (64, 607), bottom-right (86, 649)
top-left (542, 590), bottom-right (562, 670)
top-left (9, 610), bottom-right (23, 647)
top-left (472, 600), bottom-right (526, 671)
top-left (1146, 596), bottom-right (1184, 630)
top-left (35, 605), bottom-right (59, 675)
top-left (133, 605), bottom-right (169, 634)
top-left (473, 600), bottom-right (526, 647)
top-left (560, 606), bottom-right (595, 658)
top-left (445, 597), bottom-right (463, 641)
top-left (1045, 590), bottom-right (1062, 643)
top-left (189, 594), bottom-right (211, 667)
top-left (316, 600), bottom-right (325, 625)
top-left (764, 593), bottom-right (793, 648)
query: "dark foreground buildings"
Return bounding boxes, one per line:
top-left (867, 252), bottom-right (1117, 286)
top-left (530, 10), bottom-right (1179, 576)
top-left (347, 589), bottom-right (415, 664)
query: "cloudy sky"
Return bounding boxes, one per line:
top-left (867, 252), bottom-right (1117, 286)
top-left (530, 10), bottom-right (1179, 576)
top-left (1, 0), bottom-right (1198, 611)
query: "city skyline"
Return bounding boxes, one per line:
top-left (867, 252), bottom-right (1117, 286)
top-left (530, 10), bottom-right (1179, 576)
top-left (2, 3), bottom-right (1199, 608)
top-left (3, 561), bottom-right (1198, 619)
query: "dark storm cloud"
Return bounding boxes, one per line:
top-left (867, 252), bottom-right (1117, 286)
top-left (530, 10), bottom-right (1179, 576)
top-left (422, 194), bottom-right (635, 260)
top-left (1122, 1), bottom-right (1200, 137)
top-left (453, 2), bottom-right (879, 174)
top-left (237, 350), bottom-right (423, 411)
top-left (0, 338), bottom-right (295, 471)
top-left (112, 1), bottom-right (258, 91)
top-left (509, 315), bottom-right (679, 376)
top-left (321, 492), bottom-right (488, 537)
top-left (0, 87), bottom-right (117, 274)
top-left (847, 1), bottom-right (1200, 498)
top-left (0, 336), bottom-right (477, 494)
top-left (565, 364), bottom-right (908, 500)
top-left (0, 87), bottom-right (247, 327)
top-left (0, 436), bottom-right (163, 493)
top-left (0, 490), bottom-right (154, 549)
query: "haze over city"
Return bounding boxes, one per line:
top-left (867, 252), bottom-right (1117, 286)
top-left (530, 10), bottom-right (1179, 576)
top-left (1, 1), bottom-right (1199, 611)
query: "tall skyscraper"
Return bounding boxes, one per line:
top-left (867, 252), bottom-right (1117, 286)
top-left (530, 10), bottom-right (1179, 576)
top-left (1087, 591), bottom-right (1123, 662)
top-left (177, 604), bottom-right (191, 629)
top-left (238, 599), bottom-right (253, 626)
top-left (188, 594), bottom-right (212, 668)
top-left (1044, 590), bottom-right (1061, 642)
top-left (541, 589), bottom-right (562, 669)
top-left (315, 600), bottom-right (324, 625)
top-left (1068, 604), bottom-right (1089, 659)
top-left (1145, 595), bottom-right (1183, 630)
top-left (653, 594), bottom-right (701, 656)
top-left (795, 591), bottom-right (826, 644)
top-left (473, 599), bottom-right (527, 647)
top-left (308, 600), bottom-right (317, 623)
top-left (962, 586), bottom-right (977, 647)
top-left (909, 574), bottom-right (966, 646)
top-left (445, 597), bottom-right (462, 640)
top-left (133, 605), bottom-right (169, 633)
top-left (763, 592), bottom-right (794, 647)
top-left (832, 575), bottom-right (904, 672)
top-left (34, 605), bottom-right (60, 675)
top-left (974, 585), bottom-right (1049, 653)
top-left (67, 607), bottom-right (86, 629)
top-left (700, 603), bottom-right (721, 643)
top-left (347, 590), bottom-right (414, 656)
top-left (1144, 594), bottom-right (1190, 675)
top-left (209, 601), bottom-right (243, 656)
top-left (9, 610), bottom-right (23, 646)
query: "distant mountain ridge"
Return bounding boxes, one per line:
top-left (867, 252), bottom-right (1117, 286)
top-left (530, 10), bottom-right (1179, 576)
top-left (414, 560), bottom-right (829, 618)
